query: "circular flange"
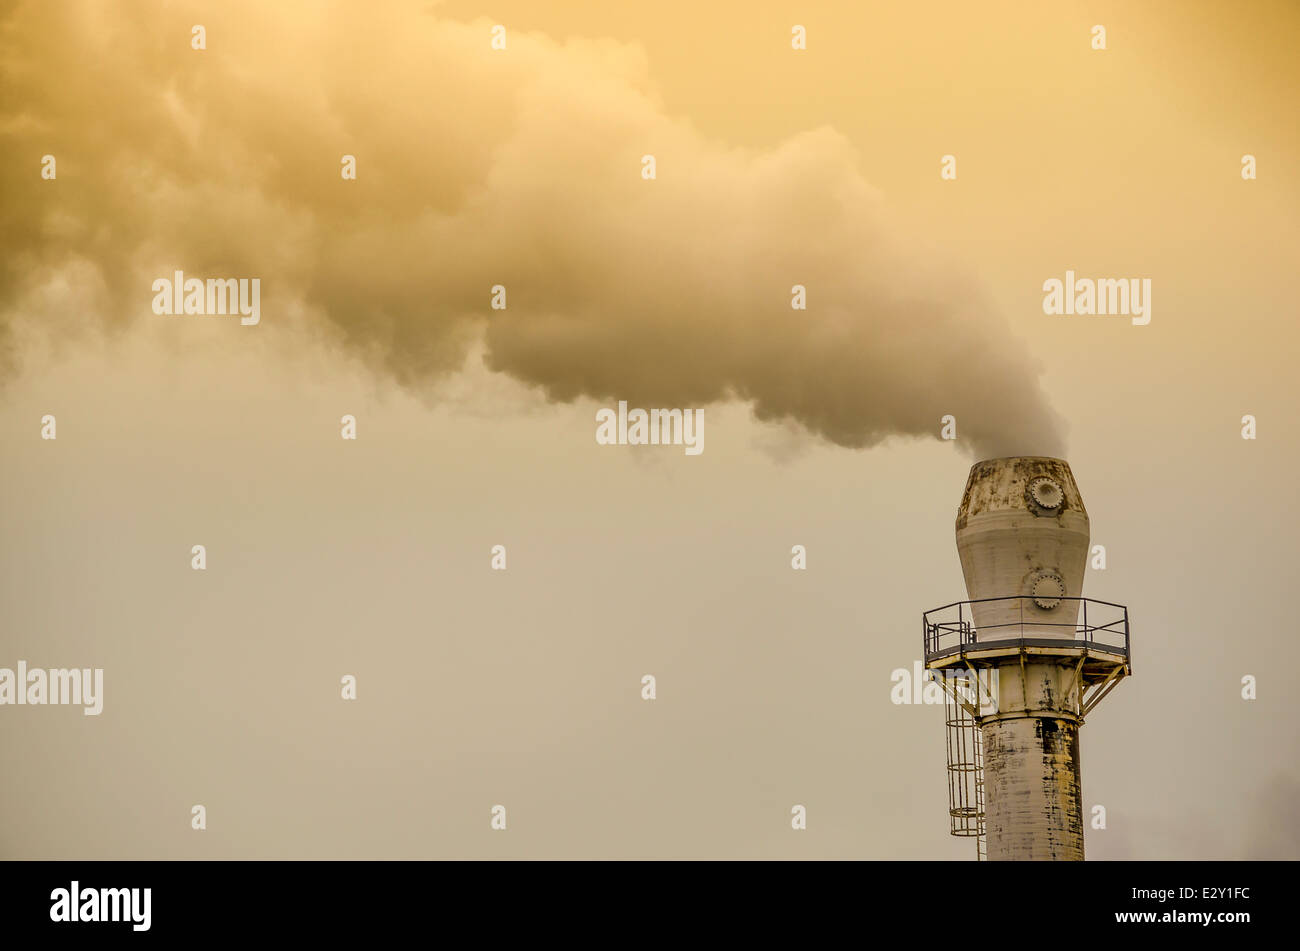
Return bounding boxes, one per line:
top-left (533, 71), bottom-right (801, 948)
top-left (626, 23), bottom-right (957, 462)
top-left (1030, 571), bottom-right (1065, 610)
top-left (1026, 476), bottom-right (1065, 515)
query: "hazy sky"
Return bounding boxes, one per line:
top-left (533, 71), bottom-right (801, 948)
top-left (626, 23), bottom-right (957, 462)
top-left (1, 0), bottom-right (1297, 859)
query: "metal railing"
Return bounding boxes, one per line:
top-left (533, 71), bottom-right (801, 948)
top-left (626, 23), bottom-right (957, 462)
top-left (922, 596), bottom-right (1130, 665)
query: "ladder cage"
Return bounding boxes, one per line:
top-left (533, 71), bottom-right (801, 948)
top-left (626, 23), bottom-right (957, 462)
top-left (941, 673), bottom-right (986, 859)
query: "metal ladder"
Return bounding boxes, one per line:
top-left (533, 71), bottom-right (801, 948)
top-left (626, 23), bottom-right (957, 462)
top-left (942, 672), bottom-right (987, 860)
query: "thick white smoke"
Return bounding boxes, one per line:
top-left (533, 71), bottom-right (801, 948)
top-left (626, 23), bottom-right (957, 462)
top-left (0, 0), bottom-right (1064, 457)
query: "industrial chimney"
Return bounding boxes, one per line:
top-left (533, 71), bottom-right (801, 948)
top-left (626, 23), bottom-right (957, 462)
top-left (923, 457), bottom-right (1132, 861)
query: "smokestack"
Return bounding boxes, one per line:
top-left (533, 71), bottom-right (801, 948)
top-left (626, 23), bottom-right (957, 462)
top-left (924, 457), bottom-right (1132, 861)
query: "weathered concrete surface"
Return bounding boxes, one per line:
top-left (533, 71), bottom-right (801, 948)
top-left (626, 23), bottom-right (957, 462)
top-left (979, 660), bottom-right (1086, 861)
top-left (957, 458), bottom-right (1095, 861)
top-left (956, 457), bottom-right (1090, 641)
top-left (981, 712), bottom-right (1084, 861)
top-left (994, 659), bottom-right (1083, 715)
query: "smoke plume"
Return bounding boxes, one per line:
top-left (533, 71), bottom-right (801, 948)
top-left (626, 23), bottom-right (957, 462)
top-left (0, 0), bottom-right (1065, 458)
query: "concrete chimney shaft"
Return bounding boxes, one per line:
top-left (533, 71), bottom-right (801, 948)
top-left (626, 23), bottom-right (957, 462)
top-left (956, 456), bottom-right (1089, 640)
top-left (957, 457), bottom-right (1089, 860)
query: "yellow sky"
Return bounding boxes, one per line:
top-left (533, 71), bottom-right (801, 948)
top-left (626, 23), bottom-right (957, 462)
top-left (1, 0), bottom-right (1297, 859)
